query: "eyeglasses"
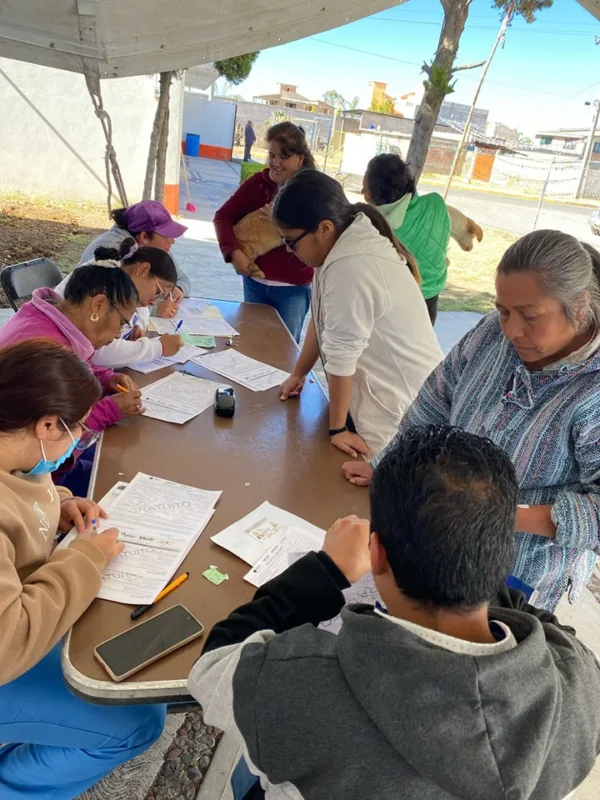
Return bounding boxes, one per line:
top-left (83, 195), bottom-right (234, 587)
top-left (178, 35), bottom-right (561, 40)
top-left (152, 279), bottom-right (174, 303)
top-left (59, 419), bottom-right (100, 451)
top-left (110, 302), bottom-right (133, 334)
top-left (281, 230), bottom-right (311, 251)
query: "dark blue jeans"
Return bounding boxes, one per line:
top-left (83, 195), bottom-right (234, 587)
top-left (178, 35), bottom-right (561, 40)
top-left (53, 446), bottom-right (96, 497)
top-left (243, 277), bottom-right (311, 344)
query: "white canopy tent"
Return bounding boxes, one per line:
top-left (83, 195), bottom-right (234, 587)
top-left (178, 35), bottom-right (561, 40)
top-left (1, 1), bottom-right (407, 79)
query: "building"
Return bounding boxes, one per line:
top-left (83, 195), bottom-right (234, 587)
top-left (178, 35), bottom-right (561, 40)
top-left (485, 121), bottom-right (518, 142)
top-left (534, 127), bottom-right (600, 160)
top-left (253, 83), bottom-right (334, 116)
top-left (368, 81), bottom-right (401, 115)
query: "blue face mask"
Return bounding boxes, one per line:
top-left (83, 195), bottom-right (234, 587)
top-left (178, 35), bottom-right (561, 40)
top-left (26, 422), bottom-right (80, 476)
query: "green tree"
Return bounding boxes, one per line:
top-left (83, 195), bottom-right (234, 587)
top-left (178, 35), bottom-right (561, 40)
top-left (214, 53), bottom-right (260, 85)
top-left (370, 97), bottom-right (396, 116)
top-left (407, 0), bottom-right (552, 183)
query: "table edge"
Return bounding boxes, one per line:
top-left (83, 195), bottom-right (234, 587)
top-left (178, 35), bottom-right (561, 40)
top-left (61, 298), bottom-right (323, 702)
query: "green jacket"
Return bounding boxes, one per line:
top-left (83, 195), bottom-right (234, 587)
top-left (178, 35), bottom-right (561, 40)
top-left (379, 192), bottom-right (451, 300)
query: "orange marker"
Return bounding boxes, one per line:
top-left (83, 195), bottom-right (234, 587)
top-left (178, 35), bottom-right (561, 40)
top-left (130, 572), bottom-right (190, 620)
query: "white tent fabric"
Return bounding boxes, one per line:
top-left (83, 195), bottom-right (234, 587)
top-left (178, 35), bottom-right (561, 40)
top-left (0, 0), bottom-right (405, 79)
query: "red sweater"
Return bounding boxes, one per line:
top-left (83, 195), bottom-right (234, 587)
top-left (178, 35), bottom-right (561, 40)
top-left (213, 169), bottom-right (314, 286)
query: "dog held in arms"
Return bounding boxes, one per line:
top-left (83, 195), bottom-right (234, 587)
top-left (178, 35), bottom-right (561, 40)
top-left (233, 204), bottom-right (483, 278)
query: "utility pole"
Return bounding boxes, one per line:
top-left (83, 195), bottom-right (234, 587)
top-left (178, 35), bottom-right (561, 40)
top-left (576, 99), bottom-right (600, 200)
top-left (443, 0), bottom-right (515, 200)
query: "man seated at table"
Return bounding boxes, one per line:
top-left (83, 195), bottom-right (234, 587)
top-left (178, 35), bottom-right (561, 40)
top-left (188, 426), bottom-right (600, 800)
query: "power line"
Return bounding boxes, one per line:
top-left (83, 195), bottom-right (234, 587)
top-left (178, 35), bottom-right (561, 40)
top-left (311, 38), bottom-right (578, 98)
top-left (375, 8), bottom-right (600, 26)
top-left (371, 17), bottom-right (598, 36)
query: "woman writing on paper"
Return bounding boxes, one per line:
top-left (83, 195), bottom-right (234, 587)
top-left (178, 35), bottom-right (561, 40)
top-left (0, 264), bottom-right (144, 494)
top-left (55, 240), bottom-right (184, 368)
top-left (344, 232), bottom-right (600, 612)
top-left (79, 199), bottom-right (190, 319)
top-left (277, 170), bottom-right (443, 460)
top-left (0, 340), bottom-right (166, 799)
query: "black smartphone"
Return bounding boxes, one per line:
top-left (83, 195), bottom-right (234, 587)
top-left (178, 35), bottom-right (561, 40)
top-left (94, 605), bottom-right (204, 682)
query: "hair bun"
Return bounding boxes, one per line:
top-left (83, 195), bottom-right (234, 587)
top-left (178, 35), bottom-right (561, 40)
top-left (93, 245), bottom-right (121, 262)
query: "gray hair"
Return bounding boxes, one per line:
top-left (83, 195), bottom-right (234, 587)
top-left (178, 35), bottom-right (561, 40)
top-left (497, 230), bottom-right (600, 331)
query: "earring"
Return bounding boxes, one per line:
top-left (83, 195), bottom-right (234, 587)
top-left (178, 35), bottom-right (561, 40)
top-left (90, 312), bottom-right (100, 322)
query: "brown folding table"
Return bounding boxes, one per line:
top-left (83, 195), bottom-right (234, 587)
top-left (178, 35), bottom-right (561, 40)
top-left (61, 299), bottom-right (370, 704)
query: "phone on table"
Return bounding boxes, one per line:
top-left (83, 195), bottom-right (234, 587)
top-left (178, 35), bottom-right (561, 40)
top-left (94, 604), bottom-right (204, 682)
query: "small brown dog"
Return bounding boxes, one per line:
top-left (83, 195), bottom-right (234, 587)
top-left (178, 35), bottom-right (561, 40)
top-left (447, 205), bottom-right (484, 252)
top-left (232, 207), bottom-right (280, 280)
top-left (232, 203), bottom-right (484, 276)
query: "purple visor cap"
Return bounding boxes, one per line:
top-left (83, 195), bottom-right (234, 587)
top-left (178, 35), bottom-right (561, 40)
top-left (123, 201), bottom-right (187, 238)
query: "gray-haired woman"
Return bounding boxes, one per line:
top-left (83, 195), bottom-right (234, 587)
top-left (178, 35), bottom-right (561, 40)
top-left (344, 230), bottom-right (600, 611)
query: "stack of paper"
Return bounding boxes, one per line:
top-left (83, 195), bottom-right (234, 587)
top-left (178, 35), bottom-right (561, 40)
top-left (131, 344), bottom-right (208, 374)
top-left (142, 371), bottom-right (223, 424)
top-left (87, 473), bottom-right (220, 605)
top-left (150, 302), bottom-right (239, 338)
top-left (194, 349), bottom-right (289, 392)
top-left (211, 501), bottom-right (325, 569)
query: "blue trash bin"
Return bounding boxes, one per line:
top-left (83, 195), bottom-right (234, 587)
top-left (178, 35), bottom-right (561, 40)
top-left (185, 133), bottom-right (200, 158)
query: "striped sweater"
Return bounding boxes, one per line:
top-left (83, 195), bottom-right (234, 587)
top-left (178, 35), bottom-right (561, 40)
top-left (387, 313), bottom-right (600, 611)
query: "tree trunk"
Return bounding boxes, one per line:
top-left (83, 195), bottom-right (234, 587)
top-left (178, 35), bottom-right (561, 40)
top-left (143, 71), bottom-right (173, 200)
top-left (154, 101), bottom-right (170, 202)
top-left (406, 0), bottom-right (471, 183)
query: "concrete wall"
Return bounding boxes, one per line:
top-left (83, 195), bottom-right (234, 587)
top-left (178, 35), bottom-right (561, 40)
top-left (183, 94), bottom-right (236, 160)
top-left (0, 58), bottom-right (158, 205)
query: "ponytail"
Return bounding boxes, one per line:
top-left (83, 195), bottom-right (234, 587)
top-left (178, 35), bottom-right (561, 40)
top-left (350, 202), bottom-right (420, 284)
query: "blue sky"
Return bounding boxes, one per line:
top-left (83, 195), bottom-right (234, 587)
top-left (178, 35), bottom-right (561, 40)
top-left (229, 0), bottom-right (599, 137)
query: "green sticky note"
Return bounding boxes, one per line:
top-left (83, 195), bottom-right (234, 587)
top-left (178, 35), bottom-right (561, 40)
top-left (203, 566), bottom-right (229, 585)
top-left (182, 333), bottom-right (216, 348)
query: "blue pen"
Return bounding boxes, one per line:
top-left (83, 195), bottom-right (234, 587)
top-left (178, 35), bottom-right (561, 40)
top-left (91, 518), bottom-right (98, 535)
top-left (174, 320), bottom-right (183, 334)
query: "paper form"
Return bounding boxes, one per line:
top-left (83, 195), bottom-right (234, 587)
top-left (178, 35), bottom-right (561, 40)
top-left (54, 481), bottom-right (128, 552)
top-left (94, 473), bottom-right (221, 604)
top-left (319, 572), bottom-right (383, 636)
top-left (211, 501), bottom-right (326, 566)
top-left (55, 474), bottom-right (221, 604)
top-left (193, 349), bottom-right (289, 392)
top-left (180, 317), bottom-right (239, 337)
top-left (244, 526), bottom-right (325, 587)
top-left (149, 302), bottom-right (226, 335)
top-left (141, 371), bottom-right (223, 424)
top-left (131, 344), bottom-right (208, 374)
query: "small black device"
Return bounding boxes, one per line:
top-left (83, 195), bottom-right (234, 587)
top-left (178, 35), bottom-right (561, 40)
top-left (94, 605), bottom-right (204, 682)
top-left (215, 387), bottom-right (235, 417)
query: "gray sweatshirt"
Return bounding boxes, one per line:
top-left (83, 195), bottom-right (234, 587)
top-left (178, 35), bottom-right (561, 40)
top-left (188, 553), bottom-right (600, 800)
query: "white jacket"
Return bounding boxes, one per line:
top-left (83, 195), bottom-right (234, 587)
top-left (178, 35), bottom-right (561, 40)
top-left (53, 275), bottom-right (162, 368)
top-left (312, 213), bottom-right (443, 457)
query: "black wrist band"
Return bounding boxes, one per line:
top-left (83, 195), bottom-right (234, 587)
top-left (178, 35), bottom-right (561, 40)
top-left (329, 426), bottom-right (348, 437)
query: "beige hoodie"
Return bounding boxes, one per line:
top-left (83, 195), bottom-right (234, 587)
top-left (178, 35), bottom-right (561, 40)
top-left (0, 469), bottom-right (106, 685)
top-left (311, 213), bottom-right (443, 457)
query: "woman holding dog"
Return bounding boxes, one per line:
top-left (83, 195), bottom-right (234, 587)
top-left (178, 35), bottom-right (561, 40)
top-left (214, 122), bottom-right (316, 343)
top-left (363, 153), bottom-right (451, 325)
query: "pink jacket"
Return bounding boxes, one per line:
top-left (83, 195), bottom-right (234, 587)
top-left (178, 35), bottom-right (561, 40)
top-left (0, 288), bottom-right (122, 431)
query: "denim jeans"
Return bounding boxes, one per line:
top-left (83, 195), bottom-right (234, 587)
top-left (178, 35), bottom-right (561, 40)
top-left (243, 277), bottom-right (311, 344)
top-left (0, 645), bottom-right (166, 799)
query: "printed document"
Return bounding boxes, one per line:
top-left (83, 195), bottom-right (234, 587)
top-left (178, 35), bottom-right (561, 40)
top-left (193, 349), bottom-right (289, 392)
top-left (244, 526), bottom-right (325, 587)
top-left (211, 501), bottom-right (325, 566)
top-left (131, 344), bottom-right (207, 374)
top-left (142, 371), bottom-right (222, 424)
top-left (57, 474), bottom-right (221, 605)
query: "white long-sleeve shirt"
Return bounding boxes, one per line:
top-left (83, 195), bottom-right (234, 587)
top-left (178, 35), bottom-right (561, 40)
top-left (312, 213), bottom-right (443, 457)
top-left (53, 276), bottom-right (163, 368)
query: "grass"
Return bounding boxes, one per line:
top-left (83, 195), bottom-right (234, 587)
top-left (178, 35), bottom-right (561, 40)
top-left (239, 161), bottom-right (265, 184)
top-left (439, 227), bottom-right (518, 314)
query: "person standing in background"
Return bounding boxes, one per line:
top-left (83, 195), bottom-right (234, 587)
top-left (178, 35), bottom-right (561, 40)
top-left (244, 121), bottom-right (257, 162)
top-left (214, 122), bottom-right (316, 343)
top-left (363, 154), bottom-right (450, 325)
